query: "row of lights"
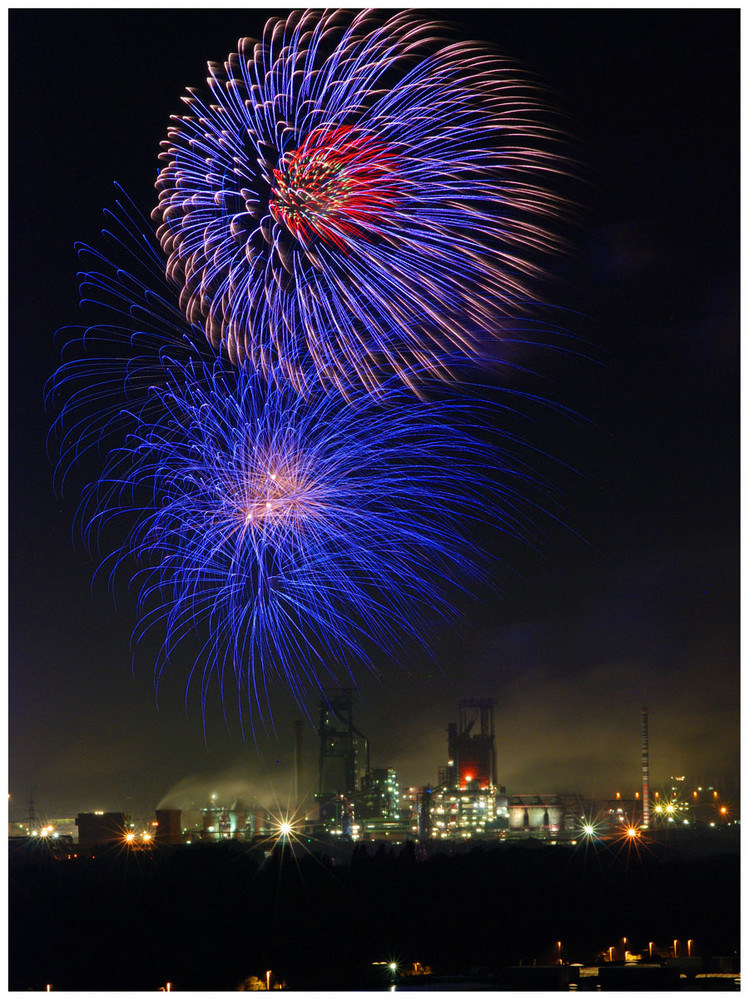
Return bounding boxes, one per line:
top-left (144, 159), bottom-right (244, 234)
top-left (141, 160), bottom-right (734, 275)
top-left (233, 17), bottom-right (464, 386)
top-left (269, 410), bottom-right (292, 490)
top-left (604, 937), bottom-right (695, 961)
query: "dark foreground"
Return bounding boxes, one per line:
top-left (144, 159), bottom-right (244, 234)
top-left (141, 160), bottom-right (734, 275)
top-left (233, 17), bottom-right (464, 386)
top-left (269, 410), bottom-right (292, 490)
top-left (10, 833), bottom-right (739, 991)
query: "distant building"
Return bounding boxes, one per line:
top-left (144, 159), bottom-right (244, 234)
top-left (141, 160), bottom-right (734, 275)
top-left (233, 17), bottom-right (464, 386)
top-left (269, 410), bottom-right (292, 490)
top-left (155, 809), bottom-right (183, 845)
top-left (318, 688), bottom-right (369, 797)
top-left (316, 689), bottom-right (370, 834)
top-left (76, 812), bottom-right (129, 849)
top-left (508, 795), bottom-right (565, 835)
top-left (8, 817), bottom-right (76, 840)
top-left (351, 768), bottom-right (411, 841)
top-left (446, 699), bottom-right (496, 790)
top-left (423, 699), bottom-right (509, 840)
top-left (355, 768), bottom-right (399, 821)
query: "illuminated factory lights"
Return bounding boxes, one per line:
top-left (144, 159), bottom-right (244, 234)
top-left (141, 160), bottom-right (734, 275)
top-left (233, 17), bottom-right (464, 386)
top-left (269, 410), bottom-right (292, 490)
top-left (20, 709), bottom-right (737, 861)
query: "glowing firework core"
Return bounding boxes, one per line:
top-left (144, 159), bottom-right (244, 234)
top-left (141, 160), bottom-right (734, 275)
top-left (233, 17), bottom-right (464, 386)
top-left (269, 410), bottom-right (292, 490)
top-left (269, 127), bottom-right (400, 248)
top-left (240, 459), bottom-right (321, 527)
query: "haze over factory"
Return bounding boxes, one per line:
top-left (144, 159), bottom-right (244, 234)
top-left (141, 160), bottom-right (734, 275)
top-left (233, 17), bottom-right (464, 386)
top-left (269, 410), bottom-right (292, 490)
top-left (11, 695), bottom-right (738, 854)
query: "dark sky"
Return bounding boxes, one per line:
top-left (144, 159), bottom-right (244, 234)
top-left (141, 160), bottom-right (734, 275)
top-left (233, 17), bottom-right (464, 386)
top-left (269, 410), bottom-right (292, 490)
top-left (8, 9), bottom-right (739, 824)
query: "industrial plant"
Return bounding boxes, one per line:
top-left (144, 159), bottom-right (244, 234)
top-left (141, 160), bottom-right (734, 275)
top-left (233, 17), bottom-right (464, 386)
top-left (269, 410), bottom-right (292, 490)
top-left (9, 695), bottom-right (738, 854)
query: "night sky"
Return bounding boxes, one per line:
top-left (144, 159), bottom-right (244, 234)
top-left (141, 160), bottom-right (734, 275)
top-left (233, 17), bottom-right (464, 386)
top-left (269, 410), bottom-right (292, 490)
top-left (9, 9), bottom-right (739, 825)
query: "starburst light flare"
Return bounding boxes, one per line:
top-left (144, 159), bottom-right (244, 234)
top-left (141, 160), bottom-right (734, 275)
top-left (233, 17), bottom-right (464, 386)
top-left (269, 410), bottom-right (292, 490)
top-left (153, 8), bottom-right (570, 396)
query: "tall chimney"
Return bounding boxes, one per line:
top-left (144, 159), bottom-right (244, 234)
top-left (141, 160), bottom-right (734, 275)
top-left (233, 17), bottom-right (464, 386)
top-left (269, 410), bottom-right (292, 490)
top-left (641, 707), bottom-right (650, 828)
top-left (294, 719), bottom-right (304, 809)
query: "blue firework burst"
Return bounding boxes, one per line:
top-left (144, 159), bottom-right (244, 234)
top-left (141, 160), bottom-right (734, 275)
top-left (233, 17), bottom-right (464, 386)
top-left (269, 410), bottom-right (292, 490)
top-left (153, 9), bottom-right (570, 396)
top-left (48, 199), bottom-right (558, 727)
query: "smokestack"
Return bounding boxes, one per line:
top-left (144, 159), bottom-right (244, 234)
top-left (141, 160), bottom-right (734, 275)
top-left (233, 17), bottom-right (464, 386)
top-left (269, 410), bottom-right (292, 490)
top-left (294, 719), bottom-right (304, 809)
top-left (641, 706), bottom-right (650, 828)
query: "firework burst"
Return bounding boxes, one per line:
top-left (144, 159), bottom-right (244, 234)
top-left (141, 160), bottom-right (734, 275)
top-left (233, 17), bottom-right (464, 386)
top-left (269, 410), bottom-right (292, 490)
top-left (153, 8), bottom-right (570, 396)
top-left (73, 362), bottom-right (542, 727)
top-left (48, 202), bottom-right (558, 727)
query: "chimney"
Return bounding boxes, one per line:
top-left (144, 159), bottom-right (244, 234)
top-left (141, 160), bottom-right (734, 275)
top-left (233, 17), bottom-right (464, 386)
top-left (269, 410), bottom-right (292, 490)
top-left (294, 719), bottom-right (304, 809)
top-left (641, 707), bottom-right (650, 827)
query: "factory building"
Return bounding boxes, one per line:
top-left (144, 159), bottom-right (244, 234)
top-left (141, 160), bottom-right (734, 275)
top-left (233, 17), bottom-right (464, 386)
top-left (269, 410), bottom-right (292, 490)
top-left (422, 699), bottom-right (510, 840)
top-left (318, 688), bottom-right (369, 797)
top-left (315, 689), bottom-right (368, 836)
top-left (197, 800), bottom-right (272, 841)
top-left (351, 768), bottom-right (412, 841)
top-left (429, 783), bottom-right (503, 839)
top-left (155, 809), bottom-right (183, 846)
top-left (508, 795), bottom-right (565, 835)
top-left (75, 812), bottom-right (129, 849)
top-left (355, 768), bottom-right (400, 821)
top-left (445, 699), bottom-right (497, 790)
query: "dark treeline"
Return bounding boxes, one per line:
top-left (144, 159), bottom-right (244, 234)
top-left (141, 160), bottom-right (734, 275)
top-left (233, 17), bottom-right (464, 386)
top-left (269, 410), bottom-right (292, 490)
top-left (10, 838), bottom-right (739, 991)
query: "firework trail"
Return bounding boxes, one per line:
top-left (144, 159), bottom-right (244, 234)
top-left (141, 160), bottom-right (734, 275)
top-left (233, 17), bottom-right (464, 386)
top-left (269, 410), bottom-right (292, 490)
top-left (49, 200), bottom-right (558, 728)
top-left (153, 9), bottom-right (570, 396)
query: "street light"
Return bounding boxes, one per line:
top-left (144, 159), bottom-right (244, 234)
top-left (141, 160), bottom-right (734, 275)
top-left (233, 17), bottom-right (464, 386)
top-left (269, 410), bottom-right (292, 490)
top-left (266, 970), bottom-right (272, 991)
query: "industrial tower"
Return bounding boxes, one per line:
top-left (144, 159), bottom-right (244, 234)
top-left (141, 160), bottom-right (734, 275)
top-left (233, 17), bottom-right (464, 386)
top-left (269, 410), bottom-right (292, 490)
top-left (317, 688), bottom-right (369, 796)
top-left (447, 698), bottom-right (497, 789)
